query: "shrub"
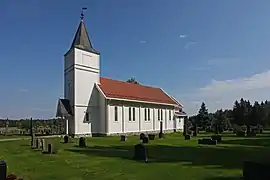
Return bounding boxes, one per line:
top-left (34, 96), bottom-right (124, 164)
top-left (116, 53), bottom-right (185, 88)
top-left (6, 173), bottom-right (23, 180)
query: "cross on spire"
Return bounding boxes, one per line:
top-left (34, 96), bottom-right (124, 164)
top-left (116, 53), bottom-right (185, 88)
top-left (80, 7), bottom-right (87, 21)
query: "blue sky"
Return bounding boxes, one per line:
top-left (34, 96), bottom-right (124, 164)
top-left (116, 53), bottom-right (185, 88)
top-left (1, 0), bottom-right (270, 119)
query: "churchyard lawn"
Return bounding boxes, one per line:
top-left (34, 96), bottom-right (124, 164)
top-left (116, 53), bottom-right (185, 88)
top-left (1, 133), bottom-right (270, 180)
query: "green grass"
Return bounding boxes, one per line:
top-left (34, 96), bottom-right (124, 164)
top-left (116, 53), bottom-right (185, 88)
top-left (1, 133), bottom-right (270, 180)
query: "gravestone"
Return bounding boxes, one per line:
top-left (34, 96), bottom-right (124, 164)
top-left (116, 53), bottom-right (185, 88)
top-left (35, 139), bottom-right (39, 149)
top-left (0, 160), bottom-right (7, 180)
top-left (211, 135), bottom-right (222, 143)
top-left (64, 135), bottom-right (69, 143)
top-left (120, 135), bottom-right (126, 142)
top-left (133, 143), bottom-right (148, 162)
top-left (142, 136), bottom-right (149, 144)
top-left (79, 137), bottom-right (86, 147)
top-left (184, 134), bottom-right (191, 140)
top-left (148, 134), bottom-right (155, 140)
top-left (139, 133), bottom-right (146, 140)
top-left (48, 144), bottom-right (52, 154)
top-left (243, 161), bottom-right (270, 180)
top-left (198, 138), bottom-right (217, 145)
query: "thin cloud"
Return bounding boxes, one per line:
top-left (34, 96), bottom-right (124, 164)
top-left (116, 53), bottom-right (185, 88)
top-left (32, 108), bottom-right (53, 112)
top-left (184, 41), bottom-right (197, 49)
top-left (19, 88), bottom-right (29, 92)
top-left (139, 40), bottom-right (147, 44)
top-left (179, 70), bottom-right (270, 115)
top-left (191, 67), bottom-right (209, 71)
top-left (179, 34), bottom-right (187, 39)
top-left (199, 70), bottom-right (270, 97)
top-left (207, 58), bottom-right (240, 66)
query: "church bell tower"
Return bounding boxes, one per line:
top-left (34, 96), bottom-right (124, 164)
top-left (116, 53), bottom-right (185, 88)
top-left (63, 8), bottom-right (100, 135)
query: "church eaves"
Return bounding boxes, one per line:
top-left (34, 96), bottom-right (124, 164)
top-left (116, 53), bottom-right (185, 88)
top-left (70, 17), bottom-right (99, 55)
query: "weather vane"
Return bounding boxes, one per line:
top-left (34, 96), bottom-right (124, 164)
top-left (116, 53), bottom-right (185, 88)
top-left (80, 7), bottom-right (87, 20)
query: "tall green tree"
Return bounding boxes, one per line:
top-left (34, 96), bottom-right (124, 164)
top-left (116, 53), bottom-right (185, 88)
top-left (197, 102), bottom-right (210, 130)
top-left (127, 77), bottom-right (139, 84)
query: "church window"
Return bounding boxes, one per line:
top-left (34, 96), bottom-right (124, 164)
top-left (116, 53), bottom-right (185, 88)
top-left (158, 109), bottom-right (160, 120)
top-left (148, 109), bottom-right (150, 121)
top-left (161, 109), bottom-right (163, 120)
top-left (85, 112), bottom-right (89, 122)
top-left (114, 106), bottom-right (118, 121)
top-left (133, 107), bottom-right (135, 121)
top-left (169, 110), bottom-right (171, 120)
top-left (144, 108), bottom-right (147, 121)
top-left (129, 107), bottom-right (131, 121)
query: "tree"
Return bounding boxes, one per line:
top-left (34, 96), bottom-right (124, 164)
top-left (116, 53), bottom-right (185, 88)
top-left (127, 77), bottom-right (139, 84)
top-left (197, 102), bottom-right (210, 130)
top-left (213, 109), bottom-right (226, 134)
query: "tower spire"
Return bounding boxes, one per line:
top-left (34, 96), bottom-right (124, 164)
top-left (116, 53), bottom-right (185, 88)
top-left (80, 7), bottom-right (87, 21)
top-left (68, 7), bottom-right (99, 55)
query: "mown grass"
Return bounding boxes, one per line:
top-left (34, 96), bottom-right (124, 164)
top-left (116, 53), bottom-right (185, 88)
top-left (1, 133), bottom-right (270, 180)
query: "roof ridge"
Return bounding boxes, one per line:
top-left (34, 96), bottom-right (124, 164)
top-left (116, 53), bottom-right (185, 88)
top-left (100, 77), bottom-right (161, 89)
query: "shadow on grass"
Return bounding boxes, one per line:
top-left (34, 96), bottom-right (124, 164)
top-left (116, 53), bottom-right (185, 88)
top-left (221, 137), bottom-right (270, 147)
top-left (67, 144), bottom-right (268, 169)
top-left (203, 176), bottom-right (243, 180)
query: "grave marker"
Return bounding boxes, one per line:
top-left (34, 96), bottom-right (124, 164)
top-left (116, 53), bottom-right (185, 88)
top-left (133, 143), bottom-right (148, 163)
top-left (0, 160), bottom-right (7, 180)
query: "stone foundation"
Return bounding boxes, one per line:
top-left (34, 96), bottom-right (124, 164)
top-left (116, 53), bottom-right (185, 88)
top-left (69, 129), bottom-right (183, 137)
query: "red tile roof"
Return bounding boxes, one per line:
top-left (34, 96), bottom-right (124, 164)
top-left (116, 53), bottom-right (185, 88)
top-left (98, 77), bottom-right (178, 105)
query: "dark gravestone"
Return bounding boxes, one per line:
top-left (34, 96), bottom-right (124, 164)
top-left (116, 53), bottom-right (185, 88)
top-left (198, 138), bottom-right (217, 145)
top-left (0, 160), bottom-right (7, 180)
top-left (184, 134), bottom-right (191, 140)
top-left (120, 135), bottom-right (126, 142)
top-left (140, 133), bottom-right (146, 140)
top-left (211, 135), bottom-right (222, 143)
top-left (236, 131), bottom-right (246, 137)
top-left (35, 139), bottom-right (39, 149)
top-left (142, 136), bottom-right (149, 144)
top-left (64, 135), bottom-right (69, 143)
top-left (243, 161), bottom-right (270, 180)
top-left (148, 134), bottom-right (155, 140)
top-left (133, 143), bottom-right (148, 162)
top-left (48, 144), bottom-right (52, 154)
top-left (79, 137), bottom-right (86, 147)
top-left (247, 131), bottom-right (256, 137)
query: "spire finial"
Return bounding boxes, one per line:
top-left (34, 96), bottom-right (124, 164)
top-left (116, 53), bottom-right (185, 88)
top-left (80, 7), bottom-right (87, 21)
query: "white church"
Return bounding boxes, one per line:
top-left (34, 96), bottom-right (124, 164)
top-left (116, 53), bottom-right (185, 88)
top-left (56, 13), bottom-right (187, 136)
